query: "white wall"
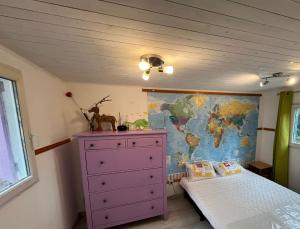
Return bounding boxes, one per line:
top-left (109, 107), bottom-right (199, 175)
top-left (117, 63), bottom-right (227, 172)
top-left (0, 45), bottom-right (77, 229)
top-left (255, 89), bottom-right (280, 164)
top-left (289, 146), bottom-right (300, 193)
top-left (65, 82), bottom-right (148, 135)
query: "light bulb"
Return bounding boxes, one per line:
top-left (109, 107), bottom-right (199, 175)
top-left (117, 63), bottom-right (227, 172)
top-left (142, 71), bottom-right (150, 80)
top-left (259, 79), bottom-right (269, 87)
top-left (259, 81), bottom-right (264, 87)
top-left (163, 66), bottom-right (174, 75)
top-left (287, 77), bottom-right (297, 85)
top-left (139, 60), bottom-right (150, 71)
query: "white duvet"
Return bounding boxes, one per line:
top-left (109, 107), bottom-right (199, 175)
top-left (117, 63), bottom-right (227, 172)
top-left (180, 169), bottom-right (300, 229)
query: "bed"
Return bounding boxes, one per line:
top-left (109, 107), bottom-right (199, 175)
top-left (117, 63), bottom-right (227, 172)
top-left (180, 169), bottom-right (300, 229)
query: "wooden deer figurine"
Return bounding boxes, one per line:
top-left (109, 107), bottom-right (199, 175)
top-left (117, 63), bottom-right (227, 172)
top-left (88, 96), bottom-right (117, 131)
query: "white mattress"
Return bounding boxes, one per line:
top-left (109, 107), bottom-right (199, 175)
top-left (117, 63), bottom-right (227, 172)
top-left (180, 169), bottom-right (300, 229)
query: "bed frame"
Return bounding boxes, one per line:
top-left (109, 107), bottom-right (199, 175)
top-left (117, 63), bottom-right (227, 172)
top-left (183, 190), bottom-right (207, 221)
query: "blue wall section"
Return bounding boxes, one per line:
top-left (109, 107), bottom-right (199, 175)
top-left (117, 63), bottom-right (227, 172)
top-left (147, 93), bottom-right (260, 175)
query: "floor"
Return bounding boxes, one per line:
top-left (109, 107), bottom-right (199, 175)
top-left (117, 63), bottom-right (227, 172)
top-left (74, 195), bottom-right (213, 229)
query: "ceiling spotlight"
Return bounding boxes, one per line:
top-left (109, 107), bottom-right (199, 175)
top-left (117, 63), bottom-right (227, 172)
top-left (139, 60), bottom-right (150, 71)
top-left (138, 54), bottom-right (174, 80)
top-left (287, 77), bottom-right (297, 85)
top-left (289, 61), bottom-right (295, 64)
top-left (260, 79), bottom-right (269, 87)
top-left (163, 66), bottom-right (174, 75)
top-left (142, 71), bottom-right (150, 81)
top-left (259, 72), bottom-right (294, 87)
top-left (158, 66), bottom-right (164, 73)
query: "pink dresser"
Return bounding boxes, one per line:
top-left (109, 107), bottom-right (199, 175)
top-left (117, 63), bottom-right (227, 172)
top-left (76, 130), bottom-right (167, 229)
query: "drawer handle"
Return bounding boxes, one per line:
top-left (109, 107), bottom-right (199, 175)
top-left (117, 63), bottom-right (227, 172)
top-left (90, 144), bottom-right (94, 147)
top-left (155, 140), bottom-right (159, 144)
top-left (151, 206), bottom-right (155, 209)
top-left (149, 156), bottom-right (153, 160)
top-left (100, 161), bottom-right (104, 165)
top-left (103, 199), bottom-right (107, 203)
top-left (102, 181), bottom-right (106, 186)
top-left (150, 175), bottom-right (153, 179)
top-left (150, 191), bottom-right (154, 194)
top-left (132, 141), bottom-right (136, 145)
top-left (117, 142), bottom-right (121, 146)
top-left (104, 215), bottom-right (109, 220)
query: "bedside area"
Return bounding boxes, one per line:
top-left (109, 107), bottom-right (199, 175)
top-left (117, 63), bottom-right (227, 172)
top-left (248, 161), bottom-right (273, 180)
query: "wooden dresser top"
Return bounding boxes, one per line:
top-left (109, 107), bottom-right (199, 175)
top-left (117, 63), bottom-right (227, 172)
top-left (75, 129), bottom-right (167, 138)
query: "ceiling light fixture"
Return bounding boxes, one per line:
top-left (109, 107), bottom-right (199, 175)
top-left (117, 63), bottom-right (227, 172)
top-left (139, 54), bottom-right (174, 80)
top-left (163, 66), bottom-right (174, 75)
top-left (259, 72), bottom-right (292, 87)
top-left (142, 70), bottom-right (150, 81)
top-left (259, 79), bottom-right (269, 87)
top-left (287, 76), bottom-right (297, 85)
top-left (139, 60), bottom-right (150, 71)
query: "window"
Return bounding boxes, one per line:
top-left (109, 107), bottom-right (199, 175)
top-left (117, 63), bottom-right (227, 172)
top-left (292, 107), bottom-right (300, 144)
top-left (0, 64), bottom-right (37, 205)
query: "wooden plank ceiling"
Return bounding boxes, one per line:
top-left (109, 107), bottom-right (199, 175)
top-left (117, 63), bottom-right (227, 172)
top-left (1, 0), bottom-right (300, 91)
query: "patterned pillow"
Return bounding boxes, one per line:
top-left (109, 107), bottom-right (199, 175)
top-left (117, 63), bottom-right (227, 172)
top-left (186, 161), bottom-right (216, 181)
top-left (214, 161), bottom-right (242, 176)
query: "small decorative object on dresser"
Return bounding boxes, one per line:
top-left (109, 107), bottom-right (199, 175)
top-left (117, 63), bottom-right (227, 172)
top-left (248, 161), bottom-right (272, 179)
top-left (76, 130), bottom-right (167, 229)
top-left (124, 119), bottom-right (149, 130)
top-left (65, 93), bottom-right (116, 131)
top-left (116, 112), bottom-right (128, 131)
top-left (88, 96), bottom-right (116, 131)
top-left (117, 125), bottom-right (128, 131)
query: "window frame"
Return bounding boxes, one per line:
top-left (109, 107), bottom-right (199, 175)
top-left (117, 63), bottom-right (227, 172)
top-left (290, 105), bottom-right (300, 147)
top-left (0, 63), bottom-right (38, 206)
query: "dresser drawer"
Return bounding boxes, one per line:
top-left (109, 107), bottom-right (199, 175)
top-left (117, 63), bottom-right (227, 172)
top-left (88, 168), bottom-right (163, 193)
top-left (86, 148), bottom-right (162, 174)
top-left (128, 137), bottom-right (162, 148)
top-left (85, 139), bottom-right (125, 150)
top-left (90, 183), bottom-right (163, 210)
top-left (92, 198), bottom-right (163, 227)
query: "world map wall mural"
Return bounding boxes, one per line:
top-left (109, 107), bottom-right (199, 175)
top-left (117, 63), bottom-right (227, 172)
top-left (147, 92), bottom-right (260, 176)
